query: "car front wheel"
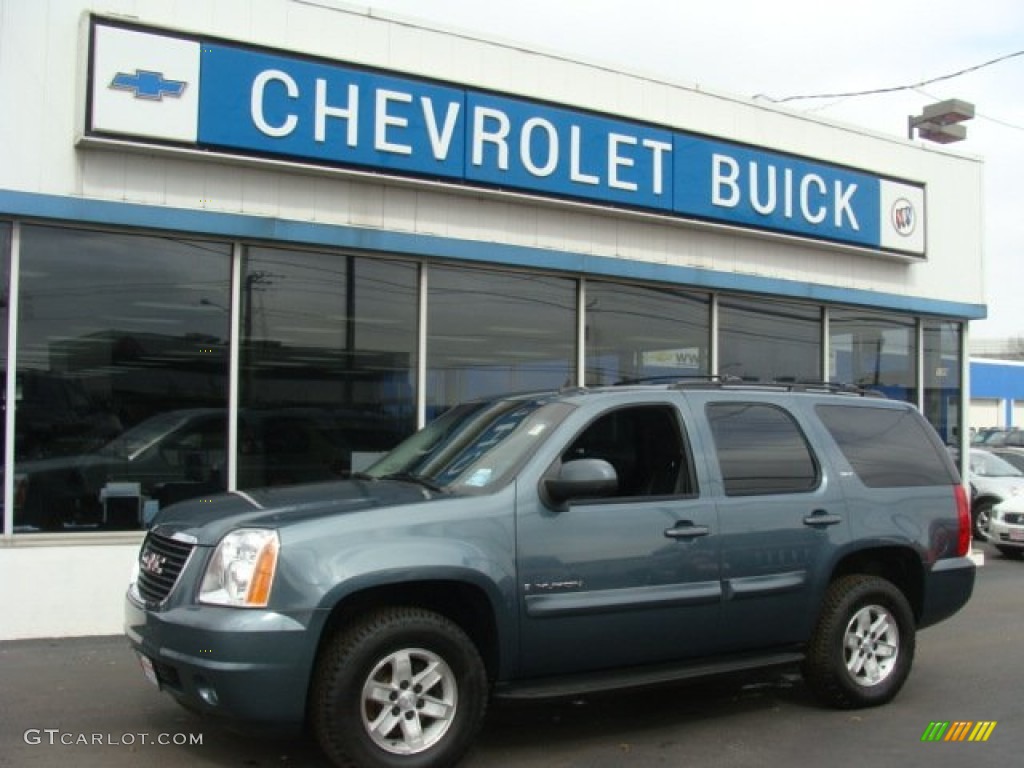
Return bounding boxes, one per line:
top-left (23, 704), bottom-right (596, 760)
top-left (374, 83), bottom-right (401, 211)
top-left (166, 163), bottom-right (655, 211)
top-left (802, 574), bottom-right (915, 709)
top-left (311, 607), bottom-right (488, 768)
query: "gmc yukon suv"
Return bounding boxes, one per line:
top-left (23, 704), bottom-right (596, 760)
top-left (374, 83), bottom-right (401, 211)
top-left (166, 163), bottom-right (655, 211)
top-left (125, 383), bottom-right (975, 768)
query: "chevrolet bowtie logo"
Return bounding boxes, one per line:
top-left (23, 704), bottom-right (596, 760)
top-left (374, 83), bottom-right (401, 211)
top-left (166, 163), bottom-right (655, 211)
top-left (110, 69), bottom-right (186, 100)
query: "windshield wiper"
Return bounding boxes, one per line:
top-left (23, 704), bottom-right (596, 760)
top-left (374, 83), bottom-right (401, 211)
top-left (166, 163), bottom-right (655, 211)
top-left (380, 473), bottom-right (446, 493)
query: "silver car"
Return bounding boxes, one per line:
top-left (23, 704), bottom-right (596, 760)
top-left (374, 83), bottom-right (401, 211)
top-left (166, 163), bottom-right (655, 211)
top-left (968, 448), bottom-right (1024, 539)
top-left (989, 496), bottom-right (1024, 559)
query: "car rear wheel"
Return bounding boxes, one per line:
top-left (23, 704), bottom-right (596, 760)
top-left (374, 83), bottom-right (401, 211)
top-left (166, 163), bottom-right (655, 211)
top-left (311, 607), bottom-right (488, 768)
top-left (802, 574), bottom-right (915, 709)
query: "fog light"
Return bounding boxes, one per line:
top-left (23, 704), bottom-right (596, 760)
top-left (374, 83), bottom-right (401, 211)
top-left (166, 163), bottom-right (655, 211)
top-left (195, 678), bottom-right (219, 707)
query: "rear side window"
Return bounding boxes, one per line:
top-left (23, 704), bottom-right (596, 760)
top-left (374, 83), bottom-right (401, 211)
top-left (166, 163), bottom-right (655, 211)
top-left (706, 402), bottom-right (819, 496)
top-left (816, 404), bottom-right (955, 487)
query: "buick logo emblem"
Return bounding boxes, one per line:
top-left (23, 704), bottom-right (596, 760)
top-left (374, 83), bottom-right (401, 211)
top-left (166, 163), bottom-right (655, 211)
top-left (891, 198), bottom-right (916, 237)
top-left (140, 551), bottom-right (166, 576)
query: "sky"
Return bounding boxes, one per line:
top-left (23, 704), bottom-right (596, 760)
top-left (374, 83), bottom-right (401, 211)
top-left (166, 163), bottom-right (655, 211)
top-left (349, 0), bottom-right (1024, 340)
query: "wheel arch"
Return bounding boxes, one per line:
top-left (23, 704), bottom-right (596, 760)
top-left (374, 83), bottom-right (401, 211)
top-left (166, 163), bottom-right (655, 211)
top-left (310, 577), bottom-right (505, 706)
top-left (828, 546), bottom-right (925, 624)
top-left (971, 493), bottom-right (1001, 511)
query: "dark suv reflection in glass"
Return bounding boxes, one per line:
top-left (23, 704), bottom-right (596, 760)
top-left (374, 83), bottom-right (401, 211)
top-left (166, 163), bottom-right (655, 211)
top-left (8, 407), bottom-right (400, 531)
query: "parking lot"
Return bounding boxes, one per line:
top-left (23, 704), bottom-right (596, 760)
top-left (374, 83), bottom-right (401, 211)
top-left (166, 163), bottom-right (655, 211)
top-left (1, 543), bottom-right (1020, 768)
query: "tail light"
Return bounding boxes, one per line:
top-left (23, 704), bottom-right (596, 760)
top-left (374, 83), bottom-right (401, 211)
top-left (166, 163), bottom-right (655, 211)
top-left (954, 483), bottom-right (971, 557)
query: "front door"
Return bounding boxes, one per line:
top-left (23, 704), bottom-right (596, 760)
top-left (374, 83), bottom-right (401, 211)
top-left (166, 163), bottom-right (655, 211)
top-left (516, 403), bottom-right (721, 677)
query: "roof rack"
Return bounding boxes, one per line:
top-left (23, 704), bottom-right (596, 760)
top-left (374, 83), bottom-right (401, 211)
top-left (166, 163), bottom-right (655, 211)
top-left (607, 375), bottom-right (886, 398)
top-left (667, 378), bottom-right (887, 398)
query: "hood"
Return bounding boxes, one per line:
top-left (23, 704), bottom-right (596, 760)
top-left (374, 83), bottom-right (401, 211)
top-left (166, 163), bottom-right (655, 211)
top-left (149, 478), bottom-right (445, 545)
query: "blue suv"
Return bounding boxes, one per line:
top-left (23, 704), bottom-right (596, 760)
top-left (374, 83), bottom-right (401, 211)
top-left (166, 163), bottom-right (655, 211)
top-left (126, 382), bottom-right (975, 768)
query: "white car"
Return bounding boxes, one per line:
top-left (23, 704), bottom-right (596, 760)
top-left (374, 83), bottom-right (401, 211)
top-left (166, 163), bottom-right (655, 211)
top-left (989, 496), bottom-right (1024, 559)
top-left (968, 449), bottom-right (1024, 540)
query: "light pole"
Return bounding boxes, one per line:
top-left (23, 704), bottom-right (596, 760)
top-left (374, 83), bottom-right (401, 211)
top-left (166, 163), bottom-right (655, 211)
top-left (907, 99), bottom-right (975, 143)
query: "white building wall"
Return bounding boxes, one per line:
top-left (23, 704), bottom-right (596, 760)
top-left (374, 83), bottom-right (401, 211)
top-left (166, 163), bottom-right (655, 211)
top-left (0, 0), bottom-right (985, 308)
top-left (0, 538), bottom-right (139, 638)
top-left (0, 0), bottom-right (987, 639)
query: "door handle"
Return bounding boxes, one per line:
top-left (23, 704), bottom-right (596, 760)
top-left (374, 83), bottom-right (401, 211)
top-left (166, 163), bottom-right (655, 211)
top-left (664, 521), bottom-right (710, 539)
top-left (803, 510), bottom-right (842, 528)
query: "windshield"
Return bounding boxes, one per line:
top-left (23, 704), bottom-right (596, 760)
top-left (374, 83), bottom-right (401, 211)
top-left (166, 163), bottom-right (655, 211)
top-left (98, 410), bottom-right (214, 461)
top-left (366, 398), bottom-right (574, 491)
top-left (969, 450), bottom-right (1024, 478)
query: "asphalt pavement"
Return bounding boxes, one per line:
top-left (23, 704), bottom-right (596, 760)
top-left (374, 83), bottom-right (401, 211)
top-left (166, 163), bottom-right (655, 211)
top-left (2, 543), bottom-right (1022, 768)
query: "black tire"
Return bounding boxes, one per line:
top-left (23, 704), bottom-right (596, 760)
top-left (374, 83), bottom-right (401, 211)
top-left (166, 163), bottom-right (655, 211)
top-left (311, 607), bottom-right (488, 768)
top-left (802, 575), bottom-right (915, 709)
top-left (973, 501), bottom-right (993, 541)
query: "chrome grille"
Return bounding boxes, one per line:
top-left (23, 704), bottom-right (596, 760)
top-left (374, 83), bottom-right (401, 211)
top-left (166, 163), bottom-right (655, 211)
top-left (1004, 513), bottom-right (1024, 525)
top-left (136, 531), bottom-right (195, 604)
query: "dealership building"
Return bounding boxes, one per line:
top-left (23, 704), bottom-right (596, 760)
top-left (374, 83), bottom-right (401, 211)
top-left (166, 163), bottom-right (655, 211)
top-left (0, 1), bottom-right (985, 639)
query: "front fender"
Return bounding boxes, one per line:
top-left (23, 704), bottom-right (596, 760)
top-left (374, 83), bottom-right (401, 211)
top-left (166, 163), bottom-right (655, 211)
top-left (271, 494), bottom-right (519, 677)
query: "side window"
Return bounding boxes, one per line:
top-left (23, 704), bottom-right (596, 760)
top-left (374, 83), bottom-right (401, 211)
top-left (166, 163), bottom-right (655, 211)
top-left (561, 405), bottom-right (693, 498)
top-left (707, 402), bottom-right (818, 496)
top-left (816, 404), bottom-right (956, 487)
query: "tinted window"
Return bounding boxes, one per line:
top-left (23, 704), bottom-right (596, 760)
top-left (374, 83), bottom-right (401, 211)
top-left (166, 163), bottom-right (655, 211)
top-left (717, 297), bottom-right (821, 382)
top-left (15, 225), bottom-right (231, 532)
top-left (707, 403), bottom-right (818, 495)
top-left (426, 266), bottom-right (575, 417)
top-left (240, 247), bottom-right (418, 483)
top-left (829, 309), bottom-right (917, 403)
top-left (584, 281), bottom-right (710, 385)
top-left (816, 404), bottom-right (955, 487)
top-left (562, 405), bottom-right (693, 497)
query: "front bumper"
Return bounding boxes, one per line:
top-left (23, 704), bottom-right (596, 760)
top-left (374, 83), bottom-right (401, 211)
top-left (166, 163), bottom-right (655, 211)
top-left (124, 592), bottom-right (319, 728)
top-left (988, 517), bottom-right (1024, 550)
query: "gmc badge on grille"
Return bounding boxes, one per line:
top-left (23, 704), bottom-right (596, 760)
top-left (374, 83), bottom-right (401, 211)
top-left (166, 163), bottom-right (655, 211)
top-left (140, 551), bottom-right (167, 576)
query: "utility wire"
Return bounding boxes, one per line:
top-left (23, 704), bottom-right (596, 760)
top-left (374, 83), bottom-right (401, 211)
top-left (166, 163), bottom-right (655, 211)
top-left (755, 49), bottom-right (1024, 103)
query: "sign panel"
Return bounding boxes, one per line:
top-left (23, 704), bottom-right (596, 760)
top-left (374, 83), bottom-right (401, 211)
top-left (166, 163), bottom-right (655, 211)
top-left (85, 18), bottom-right (927, 257)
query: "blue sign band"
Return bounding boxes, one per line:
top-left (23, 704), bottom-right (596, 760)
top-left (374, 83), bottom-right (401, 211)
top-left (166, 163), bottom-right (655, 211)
top-left (188, 40), bottom-right (904, 252)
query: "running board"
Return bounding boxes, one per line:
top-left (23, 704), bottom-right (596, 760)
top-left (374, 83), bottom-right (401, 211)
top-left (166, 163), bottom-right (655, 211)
top-left (493, 651), bottom-right (804, 701)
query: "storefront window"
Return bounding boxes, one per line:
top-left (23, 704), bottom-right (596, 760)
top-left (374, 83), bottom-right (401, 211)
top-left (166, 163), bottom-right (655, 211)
top-left (427, 266), bottom-right (576, 417)
top-left (0, 223), bottom-right (9, 534)
top-left (13, 225), bottom-right (231, 532)
top-left (923, 320), bottom-right (962, 446)
top-left (240, 248), bottom-right (417, 483)
top-left (585, 281), bottom-right (710, 385)
top-left (718, 296), bottom-right (822, 382)
top-left (829, 309), bottom-right (917, 402)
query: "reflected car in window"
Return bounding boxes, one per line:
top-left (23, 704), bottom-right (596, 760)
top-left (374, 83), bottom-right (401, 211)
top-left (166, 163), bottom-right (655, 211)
top-left (7, 407), bottom-right (393, 531)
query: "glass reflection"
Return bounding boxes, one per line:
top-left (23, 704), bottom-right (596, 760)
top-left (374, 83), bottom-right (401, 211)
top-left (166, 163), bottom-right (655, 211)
top-left (239, 247), bottom-right (417, 484)
top-left (427, 266), bottom-right (576, 417)
top-left (718, 296), bottom-right (821, 382)
top-left (830, 309), bottom-right (917, 402)
top-left (0, 223), bottom-right (7, 533)
top-left (585, 281), bottom-right (709, 385)
top-left (12, 225), bottom-right (231, 531)
top-left (924, 320), bottom-right (962, 445)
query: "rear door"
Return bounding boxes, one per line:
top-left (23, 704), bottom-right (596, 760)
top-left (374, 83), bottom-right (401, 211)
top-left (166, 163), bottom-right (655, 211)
top-left (693, 394), bottom-right (851, 651)
top-left (515, 401), bottom-right (721, 677)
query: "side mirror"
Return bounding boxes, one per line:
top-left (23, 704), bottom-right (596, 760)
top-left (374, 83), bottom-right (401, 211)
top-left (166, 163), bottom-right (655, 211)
top-left (543, 458), bottom-right (618, 508)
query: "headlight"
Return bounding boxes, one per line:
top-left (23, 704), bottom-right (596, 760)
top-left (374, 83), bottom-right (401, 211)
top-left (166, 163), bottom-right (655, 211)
top-left (199, 529), bottom-right (279, 607)
top-left (127, 555), bottom-right (141, 600)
